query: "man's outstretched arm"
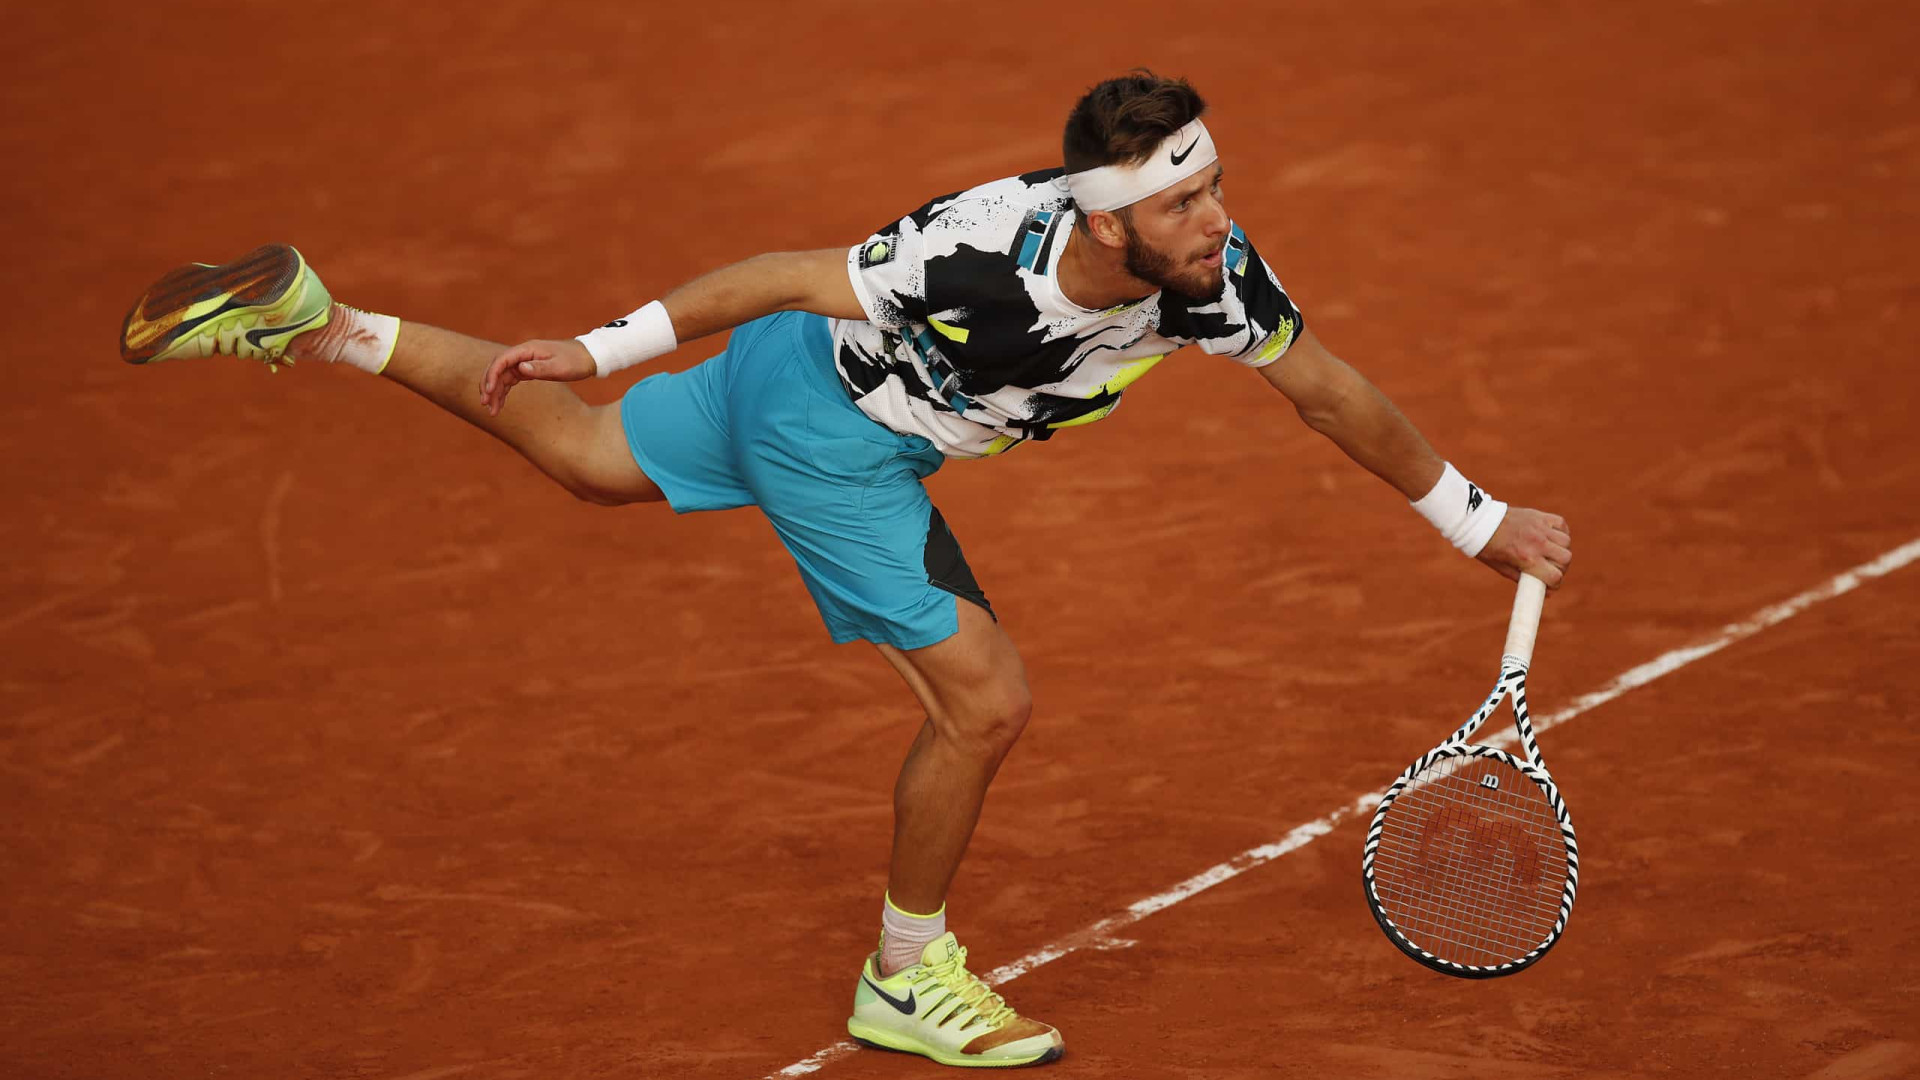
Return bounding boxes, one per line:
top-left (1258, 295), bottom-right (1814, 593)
top-left (1258, 325), bottom-right (1574, 587)
top-left (479, 247), bottom-right (861, 414)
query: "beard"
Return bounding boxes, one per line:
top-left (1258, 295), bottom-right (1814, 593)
top-left (1122, 222), bottom-right (1227, 303)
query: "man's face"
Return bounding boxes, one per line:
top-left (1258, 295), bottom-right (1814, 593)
top-left (1119, 163), bottom-right (1230, 302)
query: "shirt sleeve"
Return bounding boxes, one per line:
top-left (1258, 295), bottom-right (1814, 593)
top-left (845, 212), bottom-right (933, 331)
top-left (1193, 223), bottom-right (1304, 368)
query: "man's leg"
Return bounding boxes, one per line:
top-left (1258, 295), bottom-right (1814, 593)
top-left (120, 242), bottom-right (663, 508)
top-left (302, 318), bottom-right (666, 507)
top-left (872, 598), bottom-right (1032, 921)
top-left (848, 597), bottom-right (1062, 1066)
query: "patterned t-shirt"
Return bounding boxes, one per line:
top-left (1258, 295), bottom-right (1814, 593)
top-left (829, 167), bottom-right (1304, 458)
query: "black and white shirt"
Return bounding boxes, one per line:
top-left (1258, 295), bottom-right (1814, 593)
top-left (831, 168), bottom-right (1304, 458)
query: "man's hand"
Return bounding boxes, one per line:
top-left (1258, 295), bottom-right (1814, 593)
top-left (1477, 507), bottom-right (1573, 589)
top-left (479, 339), bottom-right (595, 416)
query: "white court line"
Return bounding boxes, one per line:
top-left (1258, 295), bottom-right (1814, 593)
top-left (763, 536), bottom-right (1920, 1078)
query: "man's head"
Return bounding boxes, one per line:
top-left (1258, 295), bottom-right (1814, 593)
top-left (1063, 71), bottom-right (1230, 302)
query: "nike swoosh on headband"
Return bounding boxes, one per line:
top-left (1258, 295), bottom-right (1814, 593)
top-left (1170, 135), bottom-right (1200, 165)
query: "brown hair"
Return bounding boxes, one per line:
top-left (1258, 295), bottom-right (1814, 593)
top-left (1062, 70), bottom-right (1208, 174)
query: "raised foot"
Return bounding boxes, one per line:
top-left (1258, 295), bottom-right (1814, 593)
top-left (120, 243), bottom-right (333, 367)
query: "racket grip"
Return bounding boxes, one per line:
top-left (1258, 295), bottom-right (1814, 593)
top-left (1502, 573), bottom-right (1548, 670)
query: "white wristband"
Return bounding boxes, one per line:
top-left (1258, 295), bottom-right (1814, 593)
top-left (1410, 462), bottom-right (1508, 558)
top-left (576, 300), bottom-right (677, 378)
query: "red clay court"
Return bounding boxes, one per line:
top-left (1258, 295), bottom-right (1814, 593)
top-left (5, 1), bottom-right (1918, 1077)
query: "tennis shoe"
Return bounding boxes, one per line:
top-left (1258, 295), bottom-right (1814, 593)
top-left (121, 243), bottom-right (331, 370)
top-left (847, 932), bottom-right (1063, 1068)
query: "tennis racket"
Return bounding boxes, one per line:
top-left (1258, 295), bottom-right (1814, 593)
top-left (1361, 573), bottom-right (1578, 978)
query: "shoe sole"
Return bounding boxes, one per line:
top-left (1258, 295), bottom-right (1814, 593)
top-left (848, 1021), bottom-right (1064, 1068)
top-left (120, 243), bottom-right (327, 365)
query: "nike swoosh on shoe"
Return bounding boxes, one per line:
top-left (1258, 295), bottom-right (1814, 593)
top-left (245, 309), bottom-right (326, 351)
top-left (861, 976), bottom-right (917, 1016)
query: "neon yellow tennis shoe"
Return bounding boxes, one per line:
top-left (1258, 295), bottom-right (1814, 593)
top-left (120, 243), bottom-right (331, 370)
top-left (848, 932), bottom-right (1063, 1068)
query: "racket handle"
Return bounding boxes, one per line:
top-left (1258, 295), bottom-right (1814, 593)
top-left (1502, 573), bottom-right (1548, 670)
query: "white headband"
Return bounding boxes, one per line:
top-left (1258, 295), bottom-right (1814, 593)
top-left (1065, 119), bottom-right (1218, 213)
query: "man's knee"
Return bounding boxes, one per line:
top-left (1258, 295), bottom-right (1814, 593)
top-left (889, 602), bottom-right (1033, 761)
top-left (945, 686), bottom-right (1034, 761)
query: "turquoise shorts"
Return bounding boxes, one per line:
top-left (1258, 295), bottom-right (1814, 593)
top-left (620, 311), bottom-right (991, 651)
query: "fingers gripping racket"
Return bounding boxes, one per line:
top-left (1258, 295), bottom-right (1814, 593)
top-left (1362, 574), bottom-right (1578, 978)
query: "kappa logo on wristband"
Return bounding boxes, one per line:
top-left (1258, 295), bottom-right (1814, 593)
top-left (1467, 484), bottom-right (1484, 513)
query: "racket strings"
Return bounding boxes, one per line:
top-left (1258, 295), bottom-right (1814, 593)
top-left (1381, 778), bottom-right (1562, 939)
top-left (1372, 755), bottom-right (1567, 967)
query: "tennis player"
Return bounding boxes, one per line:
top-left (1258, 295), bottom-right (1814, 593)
top-left (119, 71), bottom-right (1573, 1067)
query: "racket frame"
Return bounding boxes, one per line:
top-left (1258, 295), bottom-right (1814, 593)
top-left (1360, 575), bottom-right (1580, 979)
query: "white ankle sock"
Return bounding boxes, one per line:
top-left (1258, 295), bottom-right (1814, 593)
top-left (292, 304), bottom-right (400, 374)
top-left (880, 894), bottom-right (945, 975)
